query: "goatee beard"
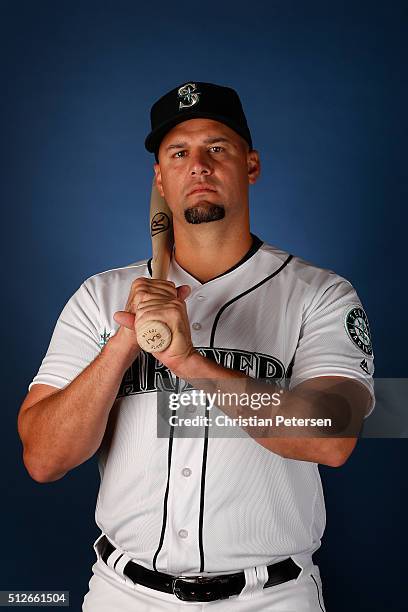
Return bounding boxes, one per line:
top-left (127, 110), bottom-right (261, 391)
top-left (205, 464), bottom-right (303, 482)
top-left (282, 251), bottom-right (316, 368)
top-left (184, 204), bottom-right (225, 225)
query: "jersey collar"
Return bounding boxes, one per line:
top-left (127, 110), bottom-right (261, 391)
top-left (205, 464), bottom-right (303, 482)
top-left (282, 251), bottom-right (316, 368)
top-left (147, 233), bottom-right (263, 287)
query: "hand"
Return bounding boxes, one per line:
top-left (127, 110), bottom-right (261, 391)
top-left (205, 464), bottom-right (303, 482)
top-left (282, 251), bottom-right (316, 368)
top-left (114, 277), bottom-right (196, 375)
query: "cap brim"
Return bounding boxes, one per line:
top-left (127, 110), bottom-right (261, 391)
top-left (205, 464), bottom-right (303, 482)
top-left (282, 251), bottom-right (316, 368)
top-left (145, 111), bottom-right (252, 156)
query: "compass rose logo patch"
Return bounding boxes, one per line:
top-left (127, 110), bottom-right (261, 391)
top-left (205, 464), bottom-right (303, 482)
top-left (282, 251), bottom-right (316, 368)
top-left (344, 305), bottom-right (373, 356)
top-left (99, 328), bottom-right (111, 348)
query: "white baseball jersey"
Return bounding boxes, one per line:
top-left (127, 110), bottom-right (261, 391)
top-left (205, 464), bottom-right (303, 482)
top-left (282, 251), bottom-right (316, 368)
top-left (29, 235), bottom-right (375, 576)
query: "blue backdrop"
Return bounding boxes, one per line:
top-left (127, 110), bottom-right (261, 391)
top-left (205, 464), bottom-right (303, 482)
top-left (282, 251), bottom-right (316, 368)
top-left (1, 1), bottom-right (407, 610)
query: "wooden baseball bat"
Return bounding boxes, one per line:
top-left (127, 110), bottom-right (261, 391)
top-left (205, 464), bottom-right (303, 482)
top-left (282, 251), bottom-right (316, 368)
top-left (136, 177), bottom-right (174, 353)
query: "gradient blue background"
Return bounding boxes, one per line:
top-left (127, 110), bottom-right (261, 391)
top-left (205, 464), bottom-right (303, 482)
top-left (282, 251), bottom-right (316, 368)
top-left (1, 1), bottom-right (407, 610)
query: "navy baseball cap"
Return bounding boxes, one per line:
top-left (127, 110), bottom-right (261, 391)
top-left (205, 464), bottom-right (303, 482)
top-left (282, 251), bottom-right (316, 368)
top-left (145, 81), bottom-right (253, 162)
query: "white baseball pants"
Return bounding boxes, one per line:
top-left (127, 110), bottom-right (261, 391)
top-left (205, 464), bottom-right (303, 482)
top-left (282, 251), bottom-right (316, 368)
top-left (82, 536), bottom-right (326, 611)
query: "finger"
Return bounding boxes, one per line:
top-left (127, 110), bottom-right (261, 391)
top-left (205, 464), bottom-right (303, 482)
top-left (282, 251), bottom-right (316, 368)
top-left (136, 298), bottom-right (180, 310)
top-left (135, 303), bottom-right (181, 318)
top-left (126, 288), bottom-right (177, 312)
top-left (137, 288), bottom-right (178, 301)
top-left (132, 278), bottom-right (177, 294)
top-left (114, 311), bottom-right (136, 330)
top-left (177, 284), bottom-right (192, 301)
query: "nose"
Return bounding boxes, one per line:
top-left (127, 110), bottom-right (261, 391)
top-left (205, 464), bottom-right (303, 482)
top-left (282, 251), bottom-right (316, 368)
top-left (189, 149), bottom-right (213, 176)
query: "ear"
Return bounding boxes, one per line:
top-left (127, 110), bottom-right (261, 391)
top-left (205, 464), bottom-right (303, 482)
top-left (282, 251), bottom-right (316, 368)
top-left (154, 163), bottom-right (165, 197)
top-left (247, 150), bottom-right (261, 185)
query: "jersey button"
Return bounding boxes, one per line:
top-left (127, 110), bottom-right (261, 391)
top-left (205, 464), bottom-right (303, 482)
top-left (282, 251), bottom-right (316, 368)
top-left (178, 529), bottom-right (188, 539)
top-left (182, 467), bottom-right (192, 477)
top-left (197, 295), bottom-right (206, 300)
top-left (192, 322), bottom-right (202, 330)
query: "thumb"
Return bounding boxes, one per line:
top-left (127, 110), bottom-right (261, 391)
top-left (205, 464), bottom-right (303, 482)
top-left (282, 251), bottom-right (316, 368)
top-left (177, 284), bottom-right (192, 301)
top-left (113, 310), bottom-right (136, 330)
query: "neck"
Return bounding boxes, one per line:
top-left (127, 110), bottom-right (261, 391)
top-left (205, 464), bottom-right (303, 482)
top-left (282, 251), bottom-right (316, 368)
top-left (173, 218), bottom-right (253, 283)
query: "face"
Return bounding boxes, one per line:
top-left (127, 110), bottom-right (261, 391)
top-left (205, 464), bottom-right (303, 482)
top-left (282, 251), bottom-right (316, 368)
top-left (154, 118), bottom-right (260, 226)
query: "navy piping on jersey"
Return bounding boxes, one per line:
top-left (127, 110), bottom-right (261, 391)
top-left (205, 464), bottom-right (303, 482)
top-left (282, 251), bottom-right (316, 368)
top-left (152, 425), bottom-right (175, 571)
top-left (286, 352), bottom-right (296, 381)
top-left (198, 417), bottom-right (210, 572)
top-left (209, 254), bottom-right (293, 347)
top-left (146, 233), bottom-right (263, 282)
top-left (310, 573), bottom-right (325, 611)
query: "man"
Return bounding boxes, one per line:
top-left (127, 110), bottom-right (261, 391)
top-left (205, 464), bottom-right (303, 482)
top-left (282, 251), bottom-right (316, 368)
top-left (18, 81), bottom-right (375, 611)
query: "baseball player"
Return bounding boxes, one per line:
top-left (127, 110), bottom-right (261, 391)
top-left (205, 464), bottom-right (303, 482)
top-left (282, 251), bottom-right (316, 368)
top-left (18, 82), bottom-right (375, 611)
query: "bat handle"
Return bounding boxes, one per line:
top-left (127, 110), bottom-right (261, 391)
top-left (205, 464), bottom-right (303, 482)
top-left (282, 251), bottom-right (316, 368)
top-left (136, 320), bottom-right (172, 353)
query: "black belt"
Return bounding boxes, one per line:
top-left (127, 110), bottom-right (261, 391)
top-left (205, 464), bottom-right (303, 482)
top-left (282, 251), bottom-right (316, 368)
top-left (101, 539), bottom-right (301, 602)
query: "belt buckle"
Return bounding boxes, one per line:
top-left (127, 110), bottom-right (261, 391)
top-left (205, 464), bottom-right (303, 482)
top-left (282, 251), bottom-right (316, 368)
top-left (172, 575), bottom-right (226, 602)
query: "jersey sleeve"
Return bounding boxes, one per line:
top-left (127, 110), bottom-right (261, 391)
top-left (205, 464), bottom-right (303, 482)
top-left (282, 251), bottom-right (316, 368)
top-left (289, 279), bottom-right (375, 418)
top-left (28, 280), bottom-right (101, 391)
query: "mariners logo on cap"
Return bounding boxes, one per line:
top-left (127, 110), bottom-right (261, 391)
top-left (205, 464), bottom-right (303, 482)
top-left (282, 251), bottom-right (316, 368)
top-left (178, 83), bottom-right (200, 110)
top-left (344, 305), bottom-right (373, 356)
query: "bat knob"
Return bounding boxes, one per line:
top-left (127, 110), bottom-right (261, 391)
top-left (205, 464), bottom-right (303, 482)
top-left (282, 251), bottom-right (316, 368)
top-left (136, 320), bottom-right (172, 353)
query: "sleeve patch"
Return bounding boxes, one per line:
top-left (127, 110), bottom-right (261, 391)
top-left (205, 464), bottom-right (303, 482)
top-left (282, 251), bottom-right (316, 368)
top-left (344, 305), bottom-right (373, 356)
